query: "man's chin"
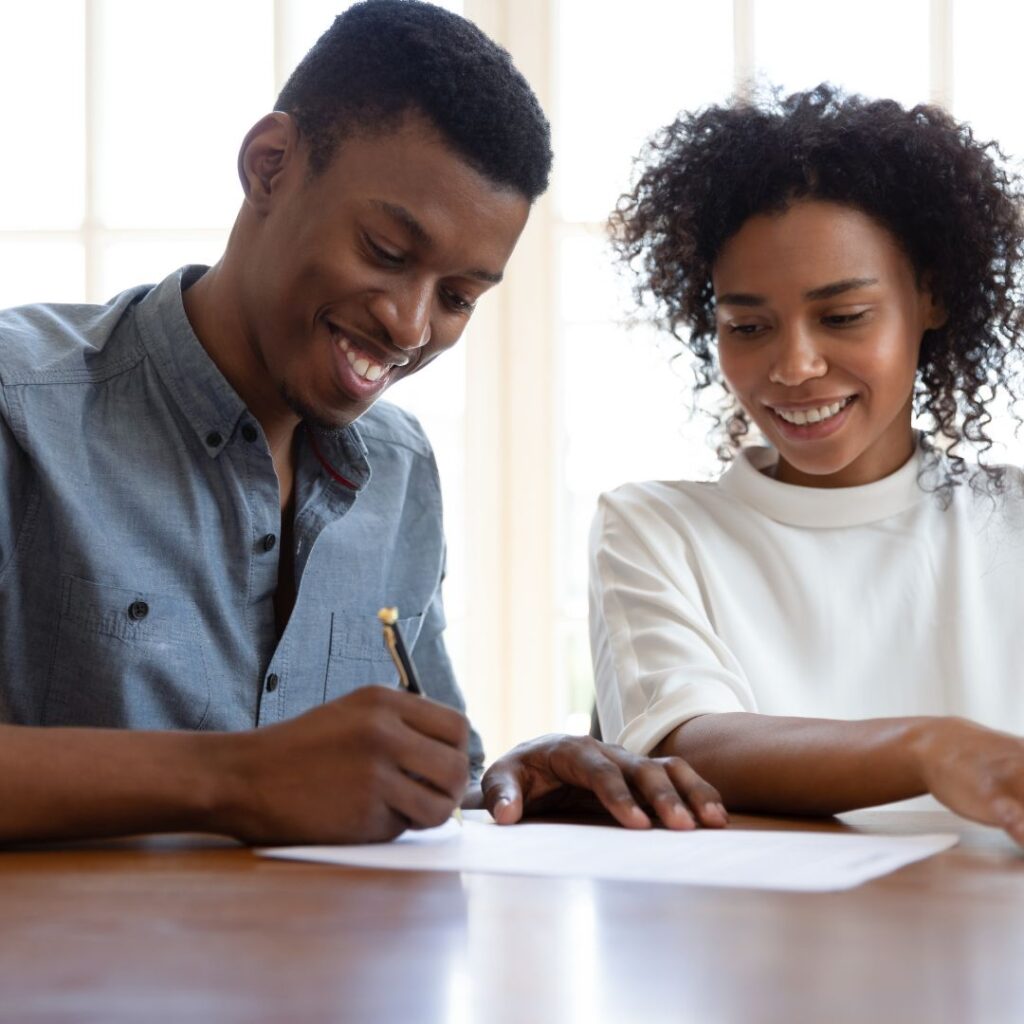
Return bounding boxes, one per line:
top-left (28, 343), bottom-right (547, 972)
top-left (279, 385), bottom-right (366, 433)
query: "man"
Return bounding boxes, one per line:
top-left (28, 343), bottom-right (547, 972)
top-left (0, 0), bottom-right (726, 844)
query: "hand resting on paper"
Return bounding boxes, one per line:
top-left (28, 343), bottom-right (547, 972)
top-left (477, 734), bottom-right (729, 830)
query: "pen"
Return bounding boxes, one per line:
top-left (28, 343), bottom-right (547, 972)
top-left (377, 606), bottom-right (423, 695)
top-left (377, 606), bottom-right (463, 824)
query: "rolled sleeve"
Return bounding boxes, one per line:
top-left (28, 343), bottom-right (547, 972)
top-left (588, 492), bottom-right (755, 755)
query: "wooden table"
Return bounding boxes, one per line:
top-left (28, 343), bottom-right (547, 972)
top-left (1, 811), bottom-right (1021, 1024)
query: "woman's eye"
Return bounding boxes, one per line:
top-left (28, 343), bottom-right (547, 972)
top-left (823, 311), bottom-right (867, 327)
top-left (727, 323), bottom-right (764, 336)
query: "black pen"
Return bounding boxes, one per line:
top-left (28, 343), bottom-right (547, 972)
top-left (378, 606), bottom-right (462, 824)
top-left (377, 606), bottom-right (422, 695)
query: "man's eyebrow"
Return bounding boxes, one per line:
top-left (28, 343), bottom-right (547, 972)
top-left (369, 199), bottom-right (503, 284)
top-left (716, 277), bottom-right (880, 308)
top-left (372, 199), bottom-right (433, 247)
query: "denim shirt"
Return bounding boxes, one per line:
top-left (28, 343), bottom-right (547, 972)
top-left (0, 266), bottom-right (483, 774)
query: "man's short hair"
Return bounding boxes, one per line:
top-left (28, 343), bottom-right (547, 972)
top-left (275, 0), bottom-right (552, 201)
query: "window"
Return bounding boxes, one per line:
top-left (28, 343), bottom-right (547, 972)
top-left (2, 0), bottom-right (1017, 758)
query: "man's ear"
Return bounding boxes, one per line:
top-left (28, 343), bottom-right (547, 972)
top-left (236, 112), bottom-right (300, 213)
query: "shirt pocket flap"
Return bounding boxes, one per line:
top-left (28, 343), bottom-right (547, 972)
top-left (61, 575), bottom-right (199, 643)
top-left (330, 611), bottom-right (424, 662)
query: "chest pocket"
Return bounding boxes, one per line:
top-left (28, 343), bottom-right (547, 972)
top-left (323, 610), bottom-right (424, 700)
top-left (44, 575), bottom-right (211, 730)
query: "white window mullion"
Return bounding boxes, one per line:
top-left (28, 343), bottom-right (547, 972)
top-left (733, 0), bottom-right (755, 97)
top-left (930, 0), bottom-right (953, 108)
top-left (83, 0), bottom-right (101, 302)
top-left (462, 0), bottom-right (558, 756)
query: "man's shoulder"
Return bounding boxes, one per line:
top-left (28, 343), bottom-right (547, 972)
top-left (356, 401), bottom-right (434, 460)
top-left (0, 286), bottom-right (152, 387)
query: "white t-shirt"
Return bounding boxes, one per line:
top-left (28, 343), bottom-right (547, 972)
top-left (589, 446), bottom-right (1024, 755)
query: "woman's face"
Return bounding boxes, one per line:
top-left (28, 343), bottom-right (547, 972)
top-left (712, 200), bottom-right (945, 488)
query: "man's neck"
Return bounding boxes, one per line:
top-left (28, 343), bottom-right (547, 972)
top-left (181, 258), bottom-right (300, 455)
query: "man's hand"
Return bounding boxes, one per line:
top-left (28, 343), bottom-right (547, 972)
top-left (479, 734), bottom-right (728, 830)
top-left (217, 686), bottom-right (470, 845)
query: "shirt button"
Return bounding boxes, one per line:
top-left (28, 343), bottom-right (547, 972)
top-left (241, 424), bottom-right (258, 443)
top-left (128, 600), bottom-right (149, 621)
top-left (205, 431), bottom-right (223, 448)
top-left (265, 673), bottom-right (279, 693)
top-left (262, 533), bottom-right (277, 552)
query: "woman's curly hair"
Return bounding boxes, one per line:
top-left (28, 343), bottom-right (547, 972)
top-left (610, 84), bottom-right (1024, 498)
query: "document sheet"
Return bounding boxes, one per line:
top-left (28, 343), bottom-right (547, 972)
top-left (260, 816), bottom-right (958, 891)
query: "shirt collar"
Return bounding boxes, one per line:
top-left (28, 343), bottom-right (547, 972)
top-left (718, 441), bottom-right (931, 527)
top-left (134, 265), bottom-right (370, 492)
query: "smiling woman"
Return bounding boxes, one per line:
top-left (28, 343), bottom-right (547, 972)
top-left (590, 85), bottom-right (1024, 846)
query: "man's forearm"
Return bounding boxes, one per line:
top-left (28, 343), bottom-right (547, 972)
top-left (0, 725), bottom-right (236, 843)
top-left (654, 712), bottom-right (935, 816)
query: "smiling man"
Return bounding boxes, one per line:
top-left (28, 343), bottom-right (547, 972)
top-left (0, 0), bottom-right (726, 844)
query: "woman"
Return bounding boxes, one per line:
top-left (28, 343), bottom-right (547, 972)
top-left (590, 85), bottom-right (1024, 843)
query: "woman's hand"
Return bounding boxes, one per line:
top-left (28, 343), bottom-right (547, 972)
top-left (912, 717), bottom-right (1024, 844)
top-left (480, 734), bottom-right (729, 830)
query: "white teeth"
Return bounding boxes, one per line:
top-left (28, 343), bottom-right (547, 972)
top-left (333, 331), bottom-right (390, 383)
top-left (774, 397), bottom-right (851, 426)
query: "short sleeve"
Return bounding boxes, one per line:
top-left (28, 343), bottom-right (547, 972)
top-left (588, 489), bottom-right (755, 755)
top-left (0, 386), bottom-right (32, 579)
top-left (412, 552), bottom-right (486, 780)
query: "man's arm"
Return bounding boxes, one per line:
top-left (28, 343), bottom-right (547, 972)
top-left (0, 686), bottom-right (471, 845)
top-left (655, 711), bottom-right (1024, 843)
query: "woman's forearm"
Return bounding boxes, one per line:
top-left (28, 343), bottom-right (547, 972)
top-left (654, 712), bottom-right (938, 816)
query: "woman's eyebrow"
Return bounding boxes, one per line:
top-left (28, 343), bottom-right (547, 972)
top-left (803, 277), bottom-right (879, 300)
top-left (716, 277), bottom-right (879, 307)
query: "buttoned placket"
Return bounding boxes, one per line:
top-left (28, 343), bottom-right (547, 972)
top-left (231, 419), bottom-right (286, 726)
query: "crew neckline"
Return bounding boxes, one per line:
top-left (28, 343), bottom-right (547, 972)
top-left (717, 444), bottom-right (930, 527)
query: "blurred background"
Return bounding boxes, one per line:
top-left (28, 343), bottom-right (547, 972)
top-left (3, 0), bottom-right (1022, 758)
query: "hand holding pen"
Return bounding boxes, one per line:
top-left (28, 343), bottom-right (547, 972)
top-left (379, 607), bottom-right (464, 824)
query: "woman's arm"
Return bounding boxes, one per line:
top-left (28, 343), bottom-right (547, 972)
top-left (658, 711), bottom-right (1024, 843)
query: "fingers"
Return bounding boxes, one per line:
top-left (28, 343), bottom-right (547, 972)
top-left (992, 796), bottom-right (1024, 846)
top-left (548, 739), bottom-right (653, 829)
top-left (663, 757), bottom-right (729, 828)
top-left (485, 735), bottom-right (730, 832)
top-left (480, 764), bottom-right (524, 825)
top-left (394, 725), bottom-right (471, 805)
top-left (393, 689), bottom-right (471, 751)
top-left (385, 767), bottom-right (463, 831)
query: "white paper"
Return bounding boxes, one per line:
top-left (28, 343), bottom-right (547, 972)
top-left (259, 816), bottom-right (958, 892)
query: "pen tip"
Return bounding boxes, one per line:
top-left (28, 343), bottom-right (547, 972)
top-left (377, 607), bottom-right (399, 625)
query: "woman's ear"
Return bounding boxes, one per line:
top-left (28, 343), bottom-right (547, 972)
top-left (236, 112), bottom-right (300, 213)
top-left (920, 277), bottom-right (948, 331)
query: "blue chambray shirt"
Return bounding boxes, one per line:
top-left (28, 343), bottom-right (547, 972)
top-left (0, 266), bottom-right (484, 775)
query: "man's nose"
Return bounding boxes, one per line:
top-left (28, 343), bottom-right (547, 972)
top-left (368, 282), bottom-right (432, 352)
top-left (768, 324), bottom-right (828, 386)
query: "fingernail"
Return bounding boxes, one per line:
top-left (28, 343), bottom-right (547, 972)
top-left (706, 802), bottom-right (729, 825)
top-left (628, 805), bottom-right (650, 827)
top-left (494, 798), bottom-right (511, 814)
top-left (674, 803), bottom-right (696, 829)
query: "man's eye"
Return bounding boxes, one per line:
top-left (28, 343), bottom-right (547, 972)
top-left (364, 235), bottom-right (404, 266)
top-left (443, 289), bottom-right (475, 314)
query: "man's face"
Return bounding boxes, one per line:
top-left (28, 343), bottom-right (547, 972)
top-left (240, 115), bottom-right (530, 430)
